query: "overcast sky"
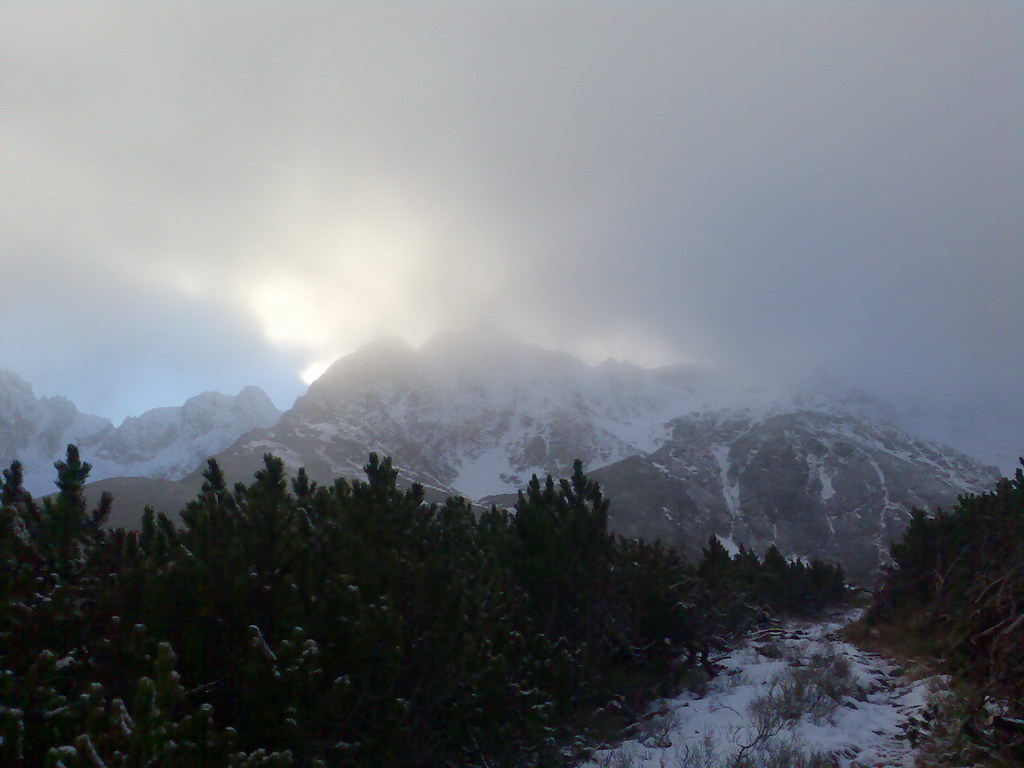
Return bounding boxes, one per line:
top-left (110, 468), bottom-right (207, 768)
top-left (1, 3), bottom-right (1021, 463)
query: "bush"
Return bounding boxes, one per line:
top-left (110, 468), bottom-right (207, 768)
top-left (0, 448), bottom-right (850, 767)
top-left (748, 647), bottom-right (864, 727)
top-left (868, 462), bottom-right (1024, 764)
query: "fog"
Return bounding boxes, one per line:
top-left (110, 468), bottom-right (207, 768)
top-left (1, 4), bottom-right (1020, 467)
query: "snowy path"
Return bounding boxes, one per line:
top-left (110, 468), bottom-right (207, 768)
top-left (582, 612), bottom-right (938, 767)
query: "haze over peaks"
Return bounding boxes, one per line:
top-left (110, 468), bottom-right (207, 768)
top-left (3, 4), bottom-right (1020, 475)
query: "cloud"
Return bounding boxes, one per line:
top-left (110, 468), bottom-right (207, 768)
top-left (0, 3), bottom-right (1020, 454)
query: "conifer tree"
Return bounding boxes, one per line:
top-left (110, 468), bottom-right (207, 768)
top-left (1, 445), bottom-right (851, 767)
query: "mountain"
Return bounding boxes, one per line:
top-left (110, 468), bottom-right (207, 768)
top-left (178, 333), bottom-right (739, 498)
top-left (113, 333), bottom-right (998, 583)
top-left (589, 409), bottom-right (997, 583)
top-left (82, 386), bottom-right (281, 483)
top-left (6, 335), bottom-right (1005, 582)
top-left (0, 369), bottom-right (112, 496)
top-left (0, 369), bottom-right (280, 497)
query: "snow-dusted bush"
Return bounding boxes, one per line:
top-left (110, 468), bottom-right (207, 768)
top-left (748, 645), bottom-right (865, 726)
top-left (666, 731), bottom-right (836, 768)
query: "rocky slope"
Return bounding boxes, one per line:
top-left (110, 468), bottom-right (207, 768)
top-left (184, 333), bottom-right (733, 497)
top-left (590, 410), bottom-right (997, 583)
top-left (196, 333), bottom-right (888, 496)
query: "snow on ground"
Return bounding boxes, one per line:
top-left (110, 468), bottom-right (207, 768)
top-left (582, 611), bottom-right (938, 768)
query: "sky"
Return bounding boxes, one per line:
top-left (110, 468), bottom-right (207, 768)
top-left (1, 4), bottom-right (1021, 465)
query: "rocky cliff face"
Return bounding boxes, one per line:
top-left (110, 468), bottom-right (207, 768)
top-left (592, 410), bottom-right (997, 583)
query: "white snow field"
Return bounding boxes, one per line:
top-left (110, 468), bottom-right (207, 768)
top-left (582, 611), bottom-right (938, 768)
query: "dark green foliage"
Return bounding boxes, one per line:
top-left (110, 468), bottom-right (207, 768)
top-left (869, 462), bottom-right (1024, 762)
top-left (685, 537), bottom-right (846, 671)
top-left (1, 448), bottom-right (847, 767)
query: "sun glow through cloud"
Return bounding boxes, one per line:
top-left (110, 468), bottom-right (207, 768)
top-left (234, 179), bottom-right (512, 385)
top-left (239, 187), bottom-right (447, 369)
top-left (301, 360), bottom-right (332, 385)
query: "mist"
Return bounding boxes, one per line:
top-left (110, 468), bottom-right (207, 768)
top-left (1, 4), bottom-right (1020, 467)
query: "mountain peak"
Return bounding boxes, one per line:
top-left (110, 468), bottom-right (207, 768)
top-left (311, 336), bottom-right (419, 397)
top-left (0, 368), bottom-right (35, 401)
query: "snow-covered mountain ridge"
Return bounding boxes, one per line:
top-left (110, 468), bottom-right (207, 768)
top-left (85, 386), bottom-right (281, 484)
top-left (232, 335), bottom-right (994, 492)
top-left (0, 369), bottom-right (112, 495)
top-left (0, 369), bottom-right (280, 495)
top-left (2, 335), bottom-right (1006, 581)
